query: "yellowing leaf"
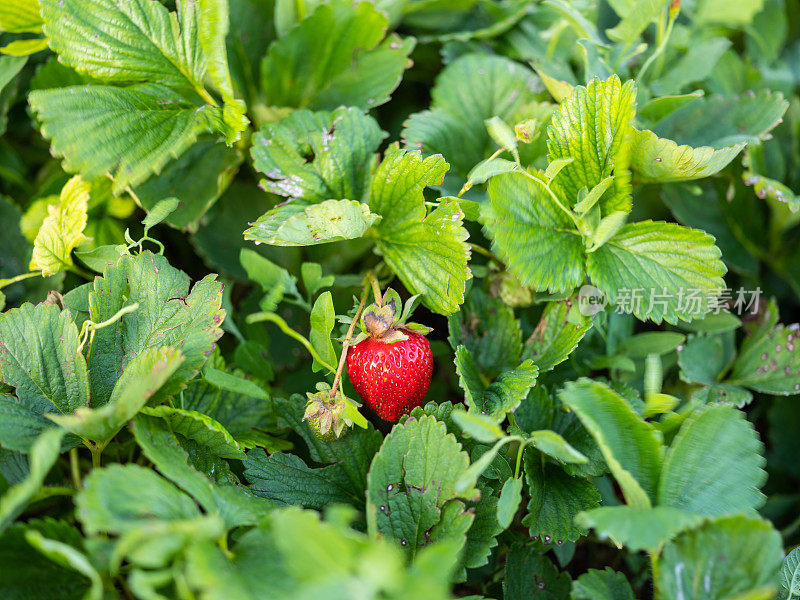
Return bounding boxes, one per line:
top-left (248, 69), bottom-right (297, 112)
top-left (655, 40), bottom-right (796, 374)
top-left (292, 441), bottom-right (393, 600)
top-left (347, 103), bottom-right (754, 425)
top-left (547, 75), bottom-right (636, 215)
top-left (631, 90), bottom-right (788, 183)
top-left (29, 175), bottom-right (90, 276)
top-left (0, 0), bottom-right (43, 34)
top-left (0, 38), bottom-right (48, 56)
top-left (370, 146), bottom-right (471, 315)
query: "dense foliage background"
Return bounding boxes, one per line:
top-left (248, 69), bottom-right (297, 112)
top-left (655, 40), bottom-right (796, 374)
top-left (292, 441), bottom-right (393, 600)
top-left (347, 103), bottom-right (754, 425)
top-left (1, 0), bottom-right (800, 598)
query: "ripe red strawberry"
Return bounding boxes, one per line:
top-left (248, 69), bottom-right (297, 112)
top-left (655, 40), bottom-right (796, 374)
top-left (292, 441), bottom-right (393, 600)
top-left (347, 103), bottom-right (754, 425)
top-left (347, 328), bottom-right (433, 422)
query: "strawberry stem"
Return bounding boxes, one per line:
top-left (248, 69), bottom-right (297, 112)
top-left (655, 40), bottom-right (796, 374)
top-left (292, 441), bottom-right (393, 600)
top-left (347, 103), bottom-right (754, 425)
top-left (371, 274), bottom-right (383, 307)
top-left (331, 272), bottom-right (374, 396)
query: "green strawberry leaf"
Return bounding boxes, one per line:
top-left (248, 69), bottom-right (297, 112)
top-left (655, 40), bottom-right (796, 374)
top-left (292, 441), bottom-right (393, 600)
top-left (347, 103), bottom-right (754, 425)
top-left (631, 90), bottom-right (788, 182)
top-left (260, 0), bottom-right (412, 112)
top-left (246, 199), bottom-right (381, 247)
top-left (244, 450), bottom-right (358, 509)
top-left (0, 38), bottom-right (48, 56)
top-left (240, 248), bottom-right (301, 311)
top-left (615, 331), bottom-right (686, 358)
top-left (369, 147), bottom-right (470, 315)
top-left (274, 396), bottom-right (383, 502)
top-left (523, 300), bottom-right (593, 372)
top-left (369, 146), bottom-right (448, 230)
top-left (575, 506), bottom-right (703, 552)
top-left (0, 428), bottom-right (64, 534)
top-left (0, 304), bottom-right (89, 452)
top-left (141, 198), bottom-right (180, 233)
top-left (728, 321), bottom-right (800, 395)
top-left (41, 0), bottom-right (248, 141)
top-left (559, 379), bottom-right (663, 508)
top-left (0, 523), bottom-right (94, 600)
top-left (309, 291), bottom-right (336, 373)
top-left (572, 567), bottom-right (635, 600)
top-left (403, 53), bottom-right (547, 185)
top-left (451, 410), bottom-right (505, 443)
top-left (204, 362), bottom-right (268, 400)
top-left (658, 405), bottom-right (766, 516)
top-left (586, 221), bottom-right (727, 323)
top-left (301, 263), bottom-right (335, 298)
top-left (135, 140), bottom-right (243, 230)
top-left (522, 453), bottom-right (600, 544)
top-left (48, 347), bottom-right (184, 446)
top-left (503, 542), bottom-right (571, 600)
top-left (250, 106), bottom-right (384, 203)
top-left (779, 547), bottom-right (800, 600)
top-left (497, 477), bottom-right (523, 529)
top-left (655, 516), bottom-right (783, 600)
top-left (132, 411), bottom-right (222, 510)
top-left (41, 0), bottom-right (207, 90)
top-left (691, 383), bottom-right (753, 408)
top-left (606, 0), bottom-right (671, 43)
top-left (462, 488), bottom-right (503, 572)
top-left (448, 287), bottom-right (523, 378)
top-left (482, 171), bottom-right (584, 294)
top-left (86, 251), bottom-right (225, 408)
top-left (366, 415), bottom-right (478, 557)
top-left (677, 332), bottom-right (735, 385)
top-left (29, 84), bottom-right (219, 193)
top-left (529, 430), bottom-right (588, 465)
top-left (140, 405), bottom-right (246, 461)
top-left (454, 346), bottom-right (539, 422)
top-left (132, 413), bottom-right (272, 529)
top-left (35, 0), bottom-right (249, 182)
top-left (630, 129), bottom-right (744, 185)
top-left (464, 157), bottom-right (521, 193)
top-left (197, 0), bottom-right (248, 143)
top-left (93, 449), bottom-right (206, 534)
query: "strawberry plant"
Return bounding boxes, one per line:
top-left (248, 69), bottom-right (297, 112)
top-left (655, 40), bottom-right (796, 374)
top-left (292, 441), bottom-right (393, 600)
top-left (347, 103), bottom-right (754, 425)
top-left (2, 0), bottom-right (800, 598)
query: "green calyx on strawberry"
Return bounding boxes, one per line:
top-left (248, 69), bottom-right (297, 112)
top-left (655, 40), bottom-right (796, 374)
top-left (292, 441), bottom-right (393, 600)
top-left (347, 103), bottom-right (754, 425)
top-left (346, 288), bottom-right (434, 422)
top-left (302, 382), bottom-right (365, 442)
